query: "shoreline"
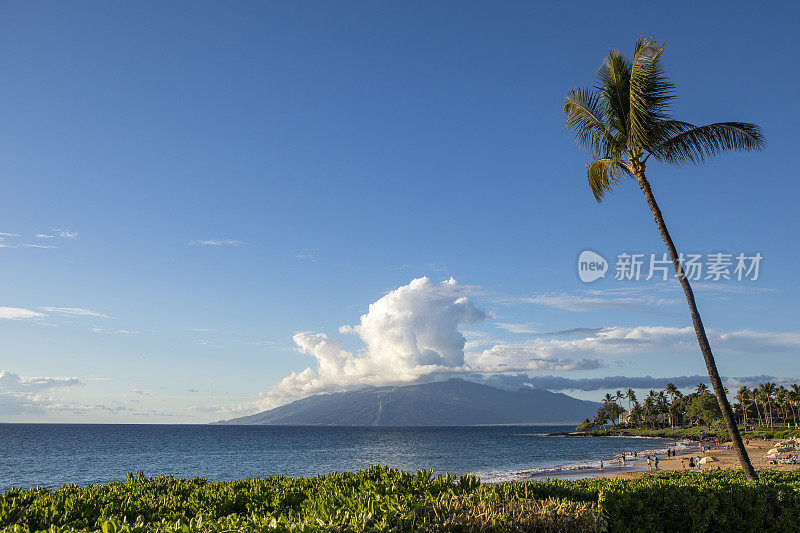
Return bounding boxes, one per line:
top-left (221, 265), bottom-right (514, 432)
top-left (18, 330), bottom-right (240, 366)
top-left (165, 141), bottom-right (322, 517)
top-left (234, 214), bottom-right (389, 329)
top-left (594, 437), bottom-right (800, 480)
top-left (520, 435), bottom-right (700, 481)
top-left (527, 439), bottom-right (698, 481)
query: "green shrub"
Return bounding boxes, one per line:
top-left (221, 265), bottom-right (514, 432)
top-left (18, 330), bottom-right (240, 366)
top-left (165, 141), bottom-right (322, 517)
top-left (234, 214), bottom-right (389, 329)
top-left (2, 468), bottom-right (800, 532)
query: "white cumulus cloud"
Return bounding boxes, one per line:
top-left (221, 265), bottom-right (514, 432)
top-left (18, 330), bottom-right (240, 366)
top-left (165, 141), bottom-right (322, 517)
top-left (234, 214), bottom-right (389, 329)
top-left (260, 277), bottom-right (484, 407)
top-left (247, 278), bottom-right (606, 412)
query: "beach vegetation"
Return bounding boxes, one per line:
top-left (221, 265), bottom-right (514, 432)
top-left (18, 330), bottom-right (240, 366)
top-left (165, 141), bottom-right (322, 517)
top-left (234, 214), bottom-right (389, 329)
top-left (3, 468), bottom-right (800, 532)
top-left (580, 380), bottom-right (800, 440)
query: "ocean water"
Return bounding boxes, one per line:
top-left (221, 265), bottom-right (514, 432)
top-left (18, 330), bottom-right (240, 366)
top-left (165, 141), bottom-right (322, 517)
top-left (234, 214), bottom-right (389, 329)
top-left (0, 424), bottom-right (684, 492)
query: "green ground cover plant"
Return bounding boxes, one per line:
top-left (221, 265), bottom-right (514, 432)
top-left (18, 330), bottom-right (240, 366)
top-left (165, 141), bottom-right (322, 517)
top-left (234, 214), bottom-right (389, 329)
top-left (2, 467), bottom-right (800, 532)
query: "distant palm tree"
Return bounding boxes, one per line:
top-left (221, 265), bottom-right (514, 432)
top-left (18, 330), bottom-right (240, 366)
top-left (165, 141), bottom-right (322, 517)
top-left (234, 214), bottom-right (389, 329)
top-left (664, 383), bottom-right (678, 402)
top-left (760, 382), bottom-right (777, 428)
top-left (736, 386), bottom-right (751, 427)
top-left (615, 390), bottom-right (625, 407)
top-left (563, 37), bottom-right (764, 480)
top-left (626, 389), bottom-right (637, 412)
top-left (753, 389), bottom-right (765, 426)
top-left (696, 383), bottom-right (708, 395)
top-left (777, 386), bottom-right (789, 426)
top-left (791, 384), bottom-right (800, 426)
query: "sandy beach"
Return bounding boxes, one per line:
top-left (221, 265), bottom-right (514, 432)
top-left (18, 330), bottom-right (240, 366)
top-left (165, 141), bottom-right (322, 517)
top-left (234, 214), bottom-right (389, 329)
top-left (596, 438), bottom-right (800, 480)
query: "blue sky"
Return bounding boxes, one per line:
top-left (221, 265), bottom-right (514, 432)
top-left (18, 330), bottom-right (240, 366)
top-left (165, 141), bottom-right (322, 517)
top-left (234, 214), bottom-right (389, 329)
top-left (1, 1), bottom-right (799, 422)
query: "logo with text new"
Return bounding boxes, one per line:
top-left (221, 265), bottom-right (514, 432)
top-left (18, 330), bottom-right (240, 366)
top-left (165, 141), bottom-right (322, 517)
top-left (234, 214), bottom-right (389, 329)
top-left (578, 250), bottom-right (607, 283)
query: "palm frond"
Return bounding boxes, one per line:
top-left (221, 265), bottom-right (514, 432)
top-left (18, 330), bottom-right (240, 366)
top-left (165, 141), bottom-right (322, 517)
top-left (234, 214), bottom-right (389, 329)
top-left (652, 122), bottom-right (765, 165)
top-left (596, 51), bottom-right (631, 140)
top-left (628, 36), bottom-right (675, 149)
top-left (587, 158), bottom-right (632, 202)
top-left (563, 87), bottom-right (614, 157)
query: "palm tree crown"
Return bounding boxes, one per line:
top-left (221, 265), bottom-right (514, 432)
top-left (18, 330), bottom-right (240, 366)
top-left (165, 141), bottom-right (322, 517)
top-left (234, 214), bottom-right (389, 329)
top-left (563, 36), bottom-right (764, 202)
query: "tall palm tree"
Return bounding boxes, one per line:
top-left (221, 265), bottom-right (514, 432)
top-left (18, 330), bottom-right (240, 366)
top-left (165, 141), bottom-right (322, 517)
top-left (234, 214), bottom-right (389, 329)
top-left (791, 384), bottom-right (800, 427)
top-left (736, 386), bottom-right (751, 427)
top-left (753, 389), bottom-right (765, 427)
top-left (777, 386), bottom-right (789, 426)
top-left (626, 388), bottom-right (637, 412)
top-left (563, 37), bottom-right (764, 480)
top-left (664, 383), bottom-right (678, 402)
top-left (664, 383), bottom-right (679, 427)
top-left (760, 382), bottom-right (777, 428)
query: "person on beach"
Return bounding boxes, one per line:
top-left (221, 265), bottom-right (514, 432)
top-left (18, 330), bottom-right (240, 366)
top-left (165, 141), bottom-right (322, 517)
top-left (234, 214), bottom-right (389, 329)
top-left (647, 456), bottom-right (652, 471)
top-left (689, 457), bottom-right (695, 468)
top-left (654, 456), bottom-right (659, 470)
top-left (600, 460), bottom-right (603, 470)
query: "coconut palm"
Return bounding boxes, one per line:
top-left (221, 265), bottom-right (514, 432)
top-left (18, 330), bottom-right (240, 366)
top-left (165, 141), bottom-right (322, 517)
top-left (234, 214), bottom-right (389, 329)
top-left (791, 384), bottom-right (800, 426)
top-left (777, 386), bottom-right (789, 425)
top-left (664, 383), bottom-right (678, 402)
top-left (736, 386), bottom-right (751, 427)
top-left (626, 388), bottom-right (637, 412)
top-left (696, 383), bottom-right (708, 395)
top-left (563, 36), bottom-right (764, 480)
top-left (753, 389), bottom-right (765, 427)
top-left (760, 382), bottom-right (777, 428)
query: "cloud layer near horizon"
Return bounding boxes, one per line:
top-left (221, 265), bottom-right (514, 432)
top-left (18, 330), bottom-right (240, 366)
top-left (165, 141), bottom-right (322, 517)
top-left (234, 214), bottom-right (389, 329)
top-left (0, 370), bottom-right (84, 415)
top-left (251, 278), bottom-right (611, 410)
top-left (195, 278), bottom-right (800, 417)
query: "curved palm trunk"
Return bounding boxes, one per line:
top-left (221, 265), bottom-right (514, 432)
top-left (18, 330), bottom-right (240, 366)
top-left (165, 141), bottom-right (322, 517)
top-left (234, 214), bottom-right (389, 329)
top-left (634, 171), bottom-right (758, 481)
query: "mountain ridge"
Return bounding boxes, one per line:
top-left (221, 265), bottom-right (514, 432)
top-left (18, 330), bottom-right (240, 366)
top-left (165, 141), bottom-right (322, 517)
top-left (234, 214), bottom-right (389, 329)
top-left (214, 378), bottom-right (599, 426)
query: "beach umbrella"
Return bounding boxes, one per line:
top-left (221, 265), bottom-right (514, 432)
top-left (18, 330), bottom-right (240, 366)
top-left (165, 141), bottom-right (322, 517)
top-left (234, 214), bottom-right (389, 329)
top-left (698, 456), bottom-right (718, 464)
top-left (767, 448), bottom-right (780, 455)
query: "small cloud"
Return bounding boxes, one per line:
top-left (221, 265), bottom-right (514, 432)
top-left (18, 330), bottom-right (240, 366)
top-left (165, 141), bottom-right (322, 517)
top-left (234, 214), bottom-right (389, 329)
top-left (52, 228), bottom-right (78, 239)
top-left (295, 248), bottom-right (319, 261)
top-left (0, 307), bottom-right (45, 320)
top-left (244, 340), bottom-right (282, 346)
top-left (187, 388), bottom-right (200, 393)
top-left (20, 244), bottom-right (58, 249)
top-left (0, 370), bottom-right (83, 392)
top-left (91, 327), bottom-right (140, 334)
top-left (195, 339), bottom-right (226, 348)
top-left (188, 239), bottom-right (245, 247)
top-left (501, 291), bottom-right (678, 313)
top-left (692, 282), bottom-right (779, 295)
top-left (36, 234), bottom-right (55, 239)
top-left (495, 322), bottom-right (541, 334)
top-left (40, 307), bottom-right (109, 318)
top-left (0, 232), bottom-right (20, 238)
